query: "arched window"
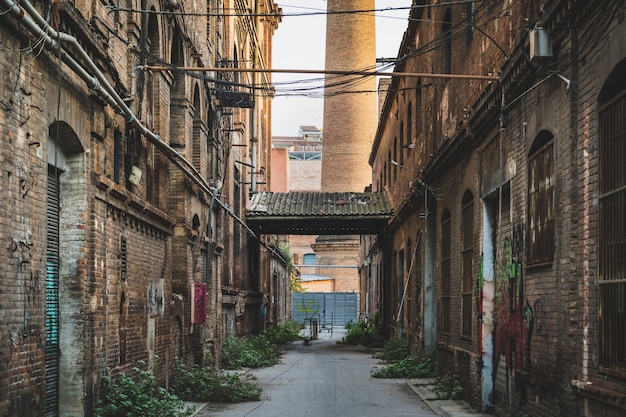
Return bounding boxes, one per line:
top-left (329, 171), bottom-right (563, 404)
top-left (527, 130), bottom-right (555, 264)
top-left (461, 191), bottom-right (473, 338)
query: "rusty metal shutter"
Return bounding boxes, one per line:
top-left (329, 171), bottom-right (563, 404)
top-left (45, 166), bottom-right (60, 417)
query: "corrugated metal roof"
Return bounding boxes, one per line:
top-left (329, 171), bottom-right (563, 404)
top-left (246, 191), bottom-right (392, 235)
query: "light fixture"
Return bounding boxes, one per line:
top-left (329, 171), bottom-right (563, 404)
top-left (128, 165), bottom-right (142, 186)
top-left (556, 74), bottom-right (570, 90)
top-left (403, 143), bottom-right (415, 149)
top-left (390, 160), bottom-right (414, 171)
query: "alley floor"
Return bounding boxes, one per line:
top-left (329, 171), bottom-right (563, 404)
top-left (191, 328), bottom-right (438, 417)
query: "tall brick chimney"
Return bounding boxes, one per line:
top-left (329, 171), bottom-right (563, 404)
top-left (313, 0), bottom-right (377, 294)
top-left (321, 0), bottom-right (377, 192)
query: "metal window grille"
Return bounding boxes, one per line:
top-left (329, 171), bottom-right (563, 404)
top-left (441, 210), bottom-right (451, 333)
top-left (599, 88), bottom-right (626, 375)
top-left (461, 194), bottom-right (474, 337)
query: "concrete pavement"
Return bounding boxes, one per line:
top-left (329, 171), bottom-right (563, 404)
top-left (314, 327), bottom-right (490, 417)
top-left (406, 378), bottom-right (490, 417)
top-left (186, 326), bottom-right (491, 417)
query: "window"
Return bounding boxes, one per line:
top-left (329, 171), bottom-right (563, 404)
top-left (442, 8), bottom-right (452, 75)
top-left (461, 191), bottom-right (474, 338)
top-left (393, 137), bottom-right (398, 180)
top-left (527, 131), bottom-right (555, 264)
top-left (598, 62), bottom-right (626, 375)
top-left (303, 253), bottom-right (316, 265)
top-left (400, 122), bottom-right (405, 165)
top-left (114, 129), bottom-right (122, 184)
top-left (407, 103), bottom-right (413, 151)
top-left (398, 249), bottom-right (405, 326)
top-left (441, 209), bottom-right (451, 333)
top-left (464, 1), bottom-right (475, 48)
top-left (415, 80), bottom-right (422, 139)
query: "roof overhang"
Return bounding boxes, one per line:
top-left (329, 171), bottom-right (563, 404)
top-left (246, 191), bottom-right (392, 235)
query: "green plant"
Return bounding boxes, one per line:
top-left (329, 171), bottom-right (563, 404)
top-left (173, 360), bottom-right (262, 403)
top-left (374, 338), bottom-right (410, 363)
top-left (264, 320), bottom-right (303, 345)
top-left (371, 352), bottom-right (436, 378)
top-left (221, 335), bottom-right (278, 369)
top-left (434, 372), bottom-right (463, 400)
top-left (95, 361), bottom-right (192, 417)
top-left (337, 313), bottom-right (381, 347)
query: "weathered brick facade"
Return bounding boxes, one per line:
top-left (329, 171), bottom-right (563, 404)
top-left (364, 0), bottom-right (626, 416)
top-left (0, 0), bottom-right (289, 416)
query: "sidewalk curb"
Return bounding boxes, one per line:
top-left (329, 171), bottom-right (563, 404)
top-left (406, 378), bottom-right (490, 417)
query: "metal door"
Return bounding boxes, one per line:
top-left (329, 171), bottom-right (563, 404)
top-left (45, 167), bottom-right (60, 417)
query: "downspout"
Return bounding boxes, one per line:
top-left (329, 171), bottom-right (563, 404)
top-left (0, 0), bottom-right (290, 262)
top-left (205, 181), bottom-right (221, 285)
top-left (250, 0), bottom-right (260, 195)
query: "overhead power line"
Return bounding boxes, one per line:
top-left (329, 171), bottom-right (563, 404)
top-left (144, 65), bottom-right (500, 81)
top-left (106, 1), bottom-right (479, 18)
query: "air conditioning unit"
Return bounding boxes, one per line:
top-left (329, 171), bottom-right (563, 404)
top-left (529, 26), bottom-right (553, 60)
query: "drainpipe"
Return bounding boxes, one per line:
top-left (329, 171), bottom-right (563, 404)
top-left (250, 0), bottom-right (260, 195)
top-left (205, 181), bottom-right (222, 285)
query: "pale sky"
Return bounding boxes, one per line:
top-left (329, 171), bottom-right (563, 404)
top-left (271, 1), bottom-right (411, 136)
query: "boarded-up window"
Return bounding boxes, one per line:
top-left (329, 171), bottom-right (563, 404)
top-left (441, 209), bottom-right (451, 333)
top-left (461, 191), bottom-right (473, 338)
top-left (527, 131), bottom-right (555, 264)
top-left (599, 82), bottom-right (626, 376)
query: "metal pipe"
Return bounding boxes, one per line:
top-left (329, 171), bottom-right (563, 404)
top-left (0, 0), bottom-right (266, 237)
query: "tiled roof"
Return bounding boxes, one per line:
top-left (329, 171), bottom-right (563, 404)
top-left (246, 191), bottom-right (392, 235)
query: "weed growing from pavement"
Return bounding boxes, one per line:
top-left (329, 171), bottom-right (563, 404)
top-left (433, 372), bottom-right (463, 400)
top-left (95, 361), bottom-right (192, 417)
top-left (221, 320), bottom-right (303, 369)
top-left (371, 351), bottom-right (436, 378)
top-left (373, 337), bottom-right (410, 363)
top-left (337, 313), bottom-right (382, 347)
top-left (173, 359), bottom-right (262, 402)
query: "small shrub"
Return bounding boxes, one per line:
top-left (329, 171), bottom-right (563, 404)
top-left (221, 335), bottom-right (278, 369)
top-left (434, 372), bottom-right (463, 400)
top-left (95, 362), bottom-right (192, 417)
top-left (264, 320), bottom-right (303, 345)
top-left (337, 313), bottom-right (381, 347)
top-left (173, 360), bottom-right (262, 403)
top-left (374, 338), bottom-right (410, 363)
top-left (371, 353), bottom-right (436, 378)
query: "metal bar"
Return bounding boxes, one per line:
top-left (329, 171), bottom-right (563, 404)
top-left (295, 264), bottom-right (358, 269)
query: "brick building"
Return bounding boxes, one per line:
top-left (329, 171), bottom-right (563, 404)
top-left (0, 0), bottom-right (290, 416)
top-left (363, 0), bottom-right (626, 416)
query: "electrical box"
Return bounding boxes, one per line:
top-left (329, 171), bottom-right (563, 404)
top-left (529, 26), bottom-right (553, 60)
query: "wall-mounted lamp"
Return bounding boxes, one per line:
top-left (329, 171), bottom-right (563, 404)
top-left (390, 159), bottom-right (414, 171)
top-left (403, 143), bottom-right (415, 150)
top-left (128, 165), bottom-right (142, 186)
